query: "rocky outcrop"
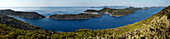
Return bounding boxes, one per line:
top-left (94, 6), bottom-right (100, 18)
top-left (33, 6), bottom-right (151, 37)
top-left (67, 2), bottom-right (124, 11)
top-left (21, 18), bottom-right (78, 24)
top-left (0, 9), bottom-right (45, 18)
top-left (49, 13), bottom-right (102, 19)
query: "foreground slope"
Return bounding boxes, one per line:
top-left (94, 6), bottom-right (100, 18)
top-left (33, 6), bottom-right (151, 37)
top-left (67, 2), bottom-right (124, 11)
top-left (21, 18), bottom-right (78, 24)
top-left (0, 15), bottom-right (41, 30)
top-left (0, 5), bottom-right (169, 39)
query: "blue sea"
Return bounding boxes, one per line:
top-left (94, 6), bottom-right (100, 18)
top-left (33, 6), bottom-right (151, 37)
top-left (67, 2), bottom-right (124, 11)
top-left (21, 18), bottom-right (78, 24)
top-left (0, 7), bottom-right (164, 32)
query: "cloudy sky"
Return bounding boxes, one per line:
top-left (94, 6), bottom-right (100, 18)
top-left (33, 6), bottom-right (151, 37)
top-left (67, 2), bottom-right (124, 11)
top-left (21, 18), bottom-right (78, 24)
top-left (0, 0), bottom-right (170, 7)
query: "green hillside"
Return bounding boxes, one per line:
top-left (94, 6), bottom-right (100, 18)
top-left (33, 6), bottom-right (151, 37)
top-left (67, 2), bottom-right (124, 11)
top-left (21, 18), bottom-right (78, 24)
top-left (0, 15), bottom-right (41, 30)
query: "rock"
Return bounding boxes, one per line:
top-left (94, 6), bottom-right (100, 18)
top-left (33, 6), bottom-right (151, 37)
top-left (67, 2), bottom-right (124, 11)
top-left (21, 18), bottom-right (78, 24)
top-left (0, 9), bottom-right (45, 18)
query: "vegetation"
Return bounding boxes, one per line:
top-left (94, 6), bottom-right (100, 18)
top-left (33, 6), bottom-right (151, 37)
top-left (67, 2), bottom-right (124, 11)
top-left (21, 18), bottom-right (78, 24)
top-left (0, 5), bottom-right (169, 39)
top-left (98, 8), bottom-right (117, 14)
top-left (98, 7), bottom-right (142, 17)
top-left (0, 9), bottom-right (45, 18)
top-left (84, 10), bottom-right (99, 12)
top-left (109, 10), bottom-right (135, 17)
top-left (0, 15), bottom-right (41, 30)
top-left (49, 13), bottom-right (102, 19)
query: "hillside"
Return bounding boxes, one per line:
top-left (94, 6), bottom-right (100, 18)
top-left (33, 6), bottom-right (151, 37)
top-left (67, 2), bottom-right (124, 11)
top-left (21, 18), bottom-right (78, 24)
top-left (0, 5), bottom-right (169, 39)
top-left (0, 15), bottom-right (41, 30)
top-left (0, 9), bottom-right (45, 18)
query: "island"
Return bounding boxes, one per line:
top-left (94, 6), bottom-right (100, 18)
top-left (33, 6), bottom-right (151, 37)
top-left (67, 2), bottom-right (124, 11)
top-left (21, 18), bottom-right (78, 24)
top-left (0, 9), bottom-right (45, 18)
top-left (98, 7), bottom-right (142, 17)
top-left (49, 13), bottom-right (102, 19)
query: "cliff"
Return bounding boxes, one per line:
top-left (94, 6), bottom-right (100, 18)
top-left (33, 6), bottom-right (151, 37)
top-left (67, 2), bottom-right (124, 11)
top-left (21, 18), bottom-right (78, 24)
top-left (0, 9), bottom-right (45, 18)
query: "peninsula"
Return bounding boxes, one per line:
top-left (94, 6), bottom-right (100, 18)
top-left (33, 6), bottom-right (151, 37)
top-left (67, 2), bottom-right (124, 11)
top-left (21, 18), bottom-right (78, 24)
top-left (0, 9), bottom-right (45, 18)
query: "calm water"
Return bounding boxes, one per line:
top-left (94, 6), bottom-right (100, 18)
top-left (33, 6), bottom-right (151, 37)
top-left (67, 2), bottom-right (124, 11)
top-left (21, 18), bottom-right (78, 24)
top-left (0, 7), bottom-right (164, 32)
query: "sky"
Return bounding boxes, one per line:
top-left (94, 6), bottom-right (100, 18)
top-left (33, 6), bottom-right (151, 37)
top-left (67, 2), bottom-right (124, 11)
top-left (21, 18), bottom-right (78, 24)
top-left (0, 0), bottom-right (170, 7)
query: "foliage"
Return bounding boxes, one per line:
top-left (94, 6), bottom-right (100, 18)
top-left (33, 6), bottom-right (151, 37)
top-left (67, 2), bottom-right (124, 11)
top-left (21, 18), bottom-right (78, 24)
top-left (98, 7), bottom-right (142, 17)
top-left (0, 15), bottom-right (41, 30)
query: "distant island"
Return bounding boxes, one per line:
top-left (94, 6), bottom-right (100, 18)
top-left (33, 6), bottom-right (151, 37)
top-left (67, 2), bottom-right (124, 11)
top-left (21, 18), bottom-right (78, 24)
top-left (0, 9), bottom-right (45, 18)
top-left (98, 7), bottom-right (142, 17)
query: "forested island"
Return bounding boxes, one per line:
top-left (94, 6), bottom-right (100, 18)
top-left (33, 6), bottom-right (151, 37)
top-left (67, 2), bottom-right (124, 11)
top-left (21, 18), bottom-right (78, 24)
top-left (49, 13), bottom-right (102, 19)
top-left (98, 7), bottom-right (142, 17)
top-left (0, 9), bottom-right (45, 18)
top-left (0, 5), bottom-right (169, 39)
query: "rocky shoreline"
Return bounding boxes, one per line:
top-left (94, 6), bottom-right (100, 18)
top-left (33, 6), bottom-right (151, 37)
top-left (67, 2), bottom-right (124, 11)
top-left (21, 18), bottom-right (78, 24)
top-left (0, 9), bottom-right (45, 18)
